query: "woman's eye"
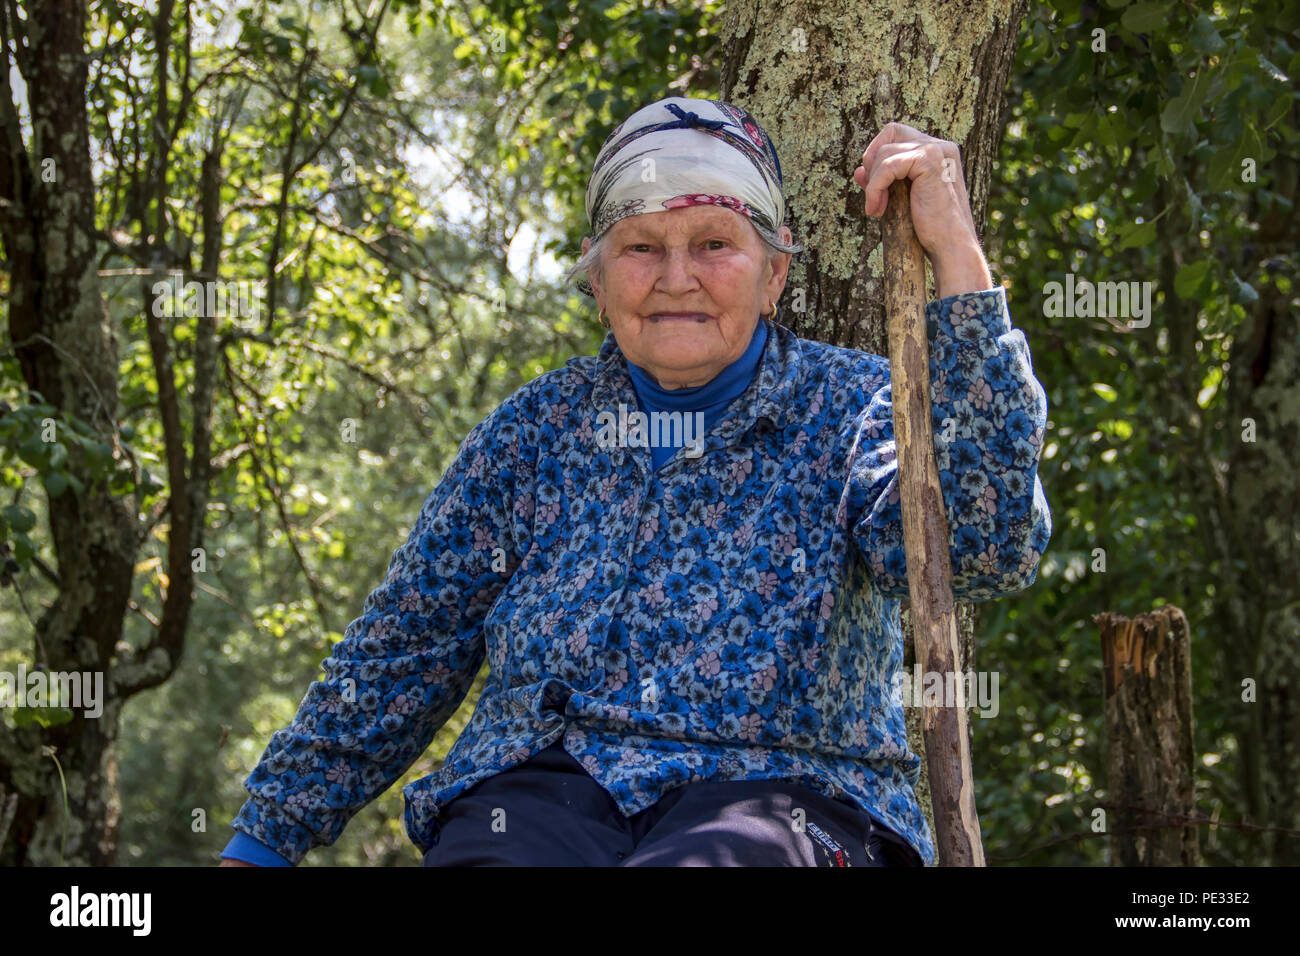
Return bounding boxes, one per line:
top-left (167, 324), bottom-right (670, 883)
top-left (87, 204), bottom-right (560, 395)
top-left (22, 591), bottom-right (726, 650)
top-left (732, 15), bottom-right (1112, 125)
top-left (705, 239), bottom-right (728, 250)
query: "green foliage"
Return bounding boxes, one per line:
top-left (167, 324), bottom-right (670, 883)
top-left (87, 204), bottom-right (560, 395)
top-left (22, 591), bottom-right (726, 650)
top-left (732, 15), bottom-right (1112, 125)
top-left (431, 0), bottom-right (724, 262)
top-left (0, 390), bottom-right (141, 573)
top-left (11, 706), bottom-right (74, 729)
top-left (980, 0), bottom-right (1298, 865)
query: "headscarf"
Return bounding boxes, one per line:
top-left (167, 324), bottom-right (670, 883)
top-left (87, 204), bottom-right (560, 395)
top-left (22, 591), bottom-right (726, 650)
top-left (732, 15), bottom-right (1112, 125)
top-left (578, 96), bottom-right (802, 296)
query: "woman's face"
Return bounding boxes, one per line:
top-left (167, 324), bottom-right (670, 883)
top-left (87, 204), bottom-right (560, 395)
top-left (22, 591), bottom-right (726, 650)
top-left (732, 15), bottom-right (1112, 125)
top-left (583, 205), bottom-right (792, 390)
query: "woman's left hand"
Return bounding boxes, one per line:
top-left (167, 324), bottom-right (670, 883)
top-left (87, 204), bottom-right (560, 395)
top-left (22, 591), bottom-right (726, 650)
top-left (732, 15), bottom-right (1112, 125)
top-left (853, 122), bottom-right (983, 268)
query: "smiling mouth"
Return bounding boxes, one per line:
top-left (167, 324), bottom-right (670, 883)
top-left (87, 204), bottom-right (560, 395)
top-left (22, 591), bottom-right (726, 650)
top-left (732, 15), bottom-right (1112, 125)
top-left (649, 313), bottom-right (713, 322)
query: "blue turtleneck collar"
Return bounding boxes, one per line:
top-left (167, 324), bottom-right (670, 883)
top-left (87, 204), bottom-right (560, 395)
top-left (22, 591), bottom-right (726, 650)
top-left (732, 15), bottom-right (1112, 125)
top-left (625, 318), bottom-right (769, 470)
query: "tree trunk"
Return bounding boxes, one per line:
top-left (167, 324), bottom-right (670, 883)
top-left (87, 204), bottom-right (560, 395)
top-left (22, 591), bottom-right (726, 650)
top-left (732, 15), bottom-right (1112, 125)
top-left (719, 0), bottom-right (1027, 862)
top-left (0, 0), bottom-right (220, 866)
top-left (1096, 607), bottom-right (1199, 867)
top-left (0, 0), bottom-right (139, 867)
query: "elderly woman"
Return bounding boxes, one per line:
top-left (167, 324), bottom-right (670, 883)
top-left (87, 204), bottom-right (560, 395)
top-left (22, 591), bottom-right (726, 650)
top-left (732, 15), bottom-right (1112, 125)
top-left (221, 97), bottom-right (1050, 867)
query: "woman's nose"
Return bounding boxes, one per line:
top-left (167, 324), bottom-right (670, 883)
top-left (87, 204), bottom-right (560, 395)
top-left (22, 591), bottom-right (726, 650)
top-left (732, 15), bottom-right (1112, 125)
top-left (655, 248), bottom-right (699, 295)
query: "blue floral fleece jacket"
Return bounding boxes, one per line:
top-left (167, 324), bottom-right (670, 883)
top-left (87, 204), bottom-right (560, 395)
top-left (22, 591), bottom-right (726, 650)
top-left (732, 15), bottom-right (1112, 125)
top-left (230, 286), bottom-right (1052, 866)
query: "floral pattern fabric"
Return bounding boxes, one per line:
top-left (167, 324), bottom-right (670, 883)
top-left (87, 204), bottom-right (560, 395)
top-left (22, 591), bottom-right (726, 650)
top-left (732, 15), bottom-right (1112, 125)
top-left (230, 286), bottom-right (1052, 866)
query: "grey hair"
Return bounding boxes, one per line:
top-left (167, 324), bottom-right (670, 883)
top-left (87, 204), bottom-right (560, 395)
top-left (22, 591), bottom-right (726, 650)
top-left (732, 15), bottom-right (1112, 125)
top-left (565, 225), bottom-right (798, 297)
top-left (564, 234), bottom-right (608, 294)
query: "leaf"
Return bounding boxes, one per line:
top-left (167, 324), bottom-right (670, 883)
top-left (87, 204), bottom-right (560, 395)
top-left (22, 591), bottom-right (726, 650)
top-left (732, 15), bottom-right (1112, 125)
top-left (2, 503), bottom-right (36, 533)
top-left (1263, 94), bottom-right (1292, 131)
top-left (1207, 144), bottom-right (1245, 192)
top-left (1197, 366), bottom-right (1222, 408)
top-left (1229, 275), bottom-right (1259, 304)
top-left (17, 434), bottom-right (47, 467)
top-left (138, 469), bottom-right (165, 494)
top-left (83, 440), bottom-right (113, 468)
top-left (43, 472), bottom-right (69, 498)
top-left (1130, 166), bottom-right (1160, 203)
top-left (11, 532), bottom-right (33, 564)
top-left (538, 7), bottom-right (558, 44)
top-left (1099, 418), bottom-right (1134, 440)
top-left (1243, 120), bottom-right (1273, 164)
top-left (1174, 260), bottom-right (1213, 299)
top-left (1117, 220), bottom-right (1157, 250)
top-left (12, 706), bottom-right (74, 729)
top-left (1182, 180), bottom-right (1204, 225)
top-left (1256, 52), bottom-right (1289, 84)
top-left (1091, 383), bottom-right (1118, 403)
top-left (1120, 2), bottom-right (1167, 33)
top-left (1160, 72), bottom-right (1210, 135)
top-left (1093, 115), bottom-right (1122, 151)
top-left (1189, 15), bottom-right (1224, 55)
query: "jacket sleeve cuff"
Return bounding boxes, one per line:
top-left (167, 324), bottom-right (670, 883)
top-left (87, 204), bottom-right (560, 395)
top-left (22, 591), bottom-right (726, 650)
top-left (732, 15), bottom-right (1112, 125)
top-left (221, 829), bottom-right (295, 867)
top-left (925, 286), bottom-right (1012, 344)
top-left (229, 798), bottom-right (317, 866)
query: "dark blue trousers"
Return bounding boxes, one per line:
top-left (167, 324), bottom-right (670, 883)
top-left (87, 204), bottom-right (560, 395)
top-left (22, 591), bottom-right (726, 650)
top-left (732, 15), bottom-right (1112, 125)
top-left (421, 739), bottom-right (923, 867)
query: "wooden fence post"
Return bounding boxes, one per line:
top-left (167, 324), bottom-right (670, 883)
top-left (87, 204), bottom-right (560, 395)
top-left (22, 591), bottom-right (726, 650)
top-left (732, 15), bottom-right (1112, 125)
top-left (1094, 606), bottom-right (1199, 866)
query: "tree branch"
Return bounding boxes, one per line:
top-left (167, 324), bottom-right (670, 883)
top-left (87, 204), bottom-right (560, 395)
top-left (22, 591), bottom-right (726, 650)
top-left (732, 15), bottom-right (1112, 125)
top-left (222, 354), bottom-right (335, 638)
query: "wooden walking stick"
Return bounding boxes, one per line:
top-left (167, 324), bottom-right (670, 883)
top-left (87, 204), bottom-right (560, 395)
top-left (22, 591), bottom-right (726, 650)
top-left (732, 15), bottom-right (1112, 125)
top-left (880, 179), bottom-right (986, 867)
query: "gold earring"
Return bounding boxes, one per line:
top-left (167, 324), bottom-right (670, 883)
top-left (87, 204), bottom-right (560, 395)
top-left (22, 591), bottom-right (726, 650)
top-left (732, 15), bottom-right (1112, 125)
top-left (761, 301), bottom-right (777, 320)
top-left (598, 307), bottom-right (611, 329)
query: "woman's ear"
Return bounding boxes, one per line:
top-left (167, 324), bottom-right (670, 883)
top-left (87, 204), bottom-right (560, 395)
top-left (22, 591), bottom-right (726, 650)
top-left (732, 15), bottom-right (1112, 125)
top-left (767, 229), bottom-right (793, 300)
top-left (767, 257), bottom-right (791, 311)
